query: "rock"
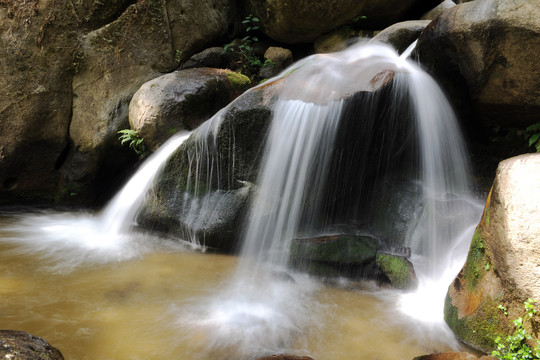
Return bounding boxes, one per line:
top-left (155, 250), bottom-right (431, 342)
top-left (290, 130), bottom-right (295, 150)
top-left (137, 80), bottom-right (281, 251)
top-left (181, 47), bottom-right (229, 70)
top-left (314, 27), bottom-right (375, 54)
top-left (129, 68), bottom-right (252, 151)
top-left (444, 153), bottom-right (540, 353)
top-left (413, 352), bottom-right (496, 360)
top-left (0, 1), bottom-right (78, 204)
top-left (371, 20), bottom-right (431, 54)
top-left (375, 253), bottom-right (417, 290)
top-left (244, 0), bottom-right (424, 43)
top-left (259, 47), bottom-right (294, 79)
top-left (415, 0), bottom-right (540, 129)
top-left (289, 234), bottom-right (380, 278)
top-left (291, 235), bottom-right (379, 265)
top-left (253, 355), bottom-right (314, 360)
top-left (420, 0), bottom-right (456, 20)
top-left (0, 330), bottom-right (64, 359)
top-left (0, 0), bottom-right (238, 206)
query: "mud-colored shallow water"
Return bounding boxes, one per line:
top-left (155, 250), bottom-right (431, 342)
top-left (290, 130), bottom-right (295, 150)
top-left (0, 213), bottom-right (460, 360)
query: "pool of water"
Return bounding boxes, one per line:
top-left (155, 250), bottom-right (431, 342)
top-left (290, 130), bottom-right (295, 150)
top-left (0, 212), bottom-right (461, 360)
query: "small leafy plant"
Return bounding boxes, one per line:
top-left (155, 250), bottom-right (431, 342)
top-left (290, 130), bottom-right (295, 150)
top-left (492, 298), bottom-right (540, 360)
top-left (118, 129), bottom-right (146, 157)
top-left (525, 123), bottom-right (540, 152)
top-left (222, 14), bottom-right (263, 75)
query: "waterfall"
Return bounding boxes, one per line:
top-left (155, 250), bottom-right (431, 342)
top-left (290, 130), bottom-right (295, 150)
top-left (100, 132), bottom-right (192, 234)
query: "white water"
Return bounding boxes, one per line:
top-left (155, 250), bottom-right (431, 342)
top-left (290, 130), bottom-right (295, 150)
top-left (0, 132), bottom-right (194, 270)
top-left (0, 41), bottom-right (485, 358)
top-left (179, 41), bottom-right (483, 357)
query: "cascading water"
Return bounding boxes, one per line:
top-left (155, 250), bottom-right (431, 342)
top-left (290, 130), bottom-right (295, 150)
top-left (176, 41), bottom-right (483, 358)
top-left (0, 132), bottom-right (193, 270)
top-left (0, 40), bottom-right (484, 359)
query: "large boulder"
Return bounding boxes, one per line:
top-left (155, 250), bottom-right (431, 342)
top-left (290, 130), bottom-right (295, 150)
top-left (63, 0), bottom-right (238, 204)
top-left (137, 80), bottom-right (281, 250)
top-left (129, 68), bottom-right (251, 151)
top-left (0, 1), bottom-right (79, 204)
top-left (244, 0), bottom-right (425, 43)
top-left (0, 0), bottom-right (239, 206)
top-left (0, 330), bottom-right (64, 359)
top-left (444, 153), bottom-right (540, 353)
top-left (415, 0), bottom-right (540, 130)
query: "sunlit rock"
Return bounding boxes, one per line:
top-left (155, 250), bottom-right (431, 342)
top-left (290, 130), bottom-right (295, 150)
top-left (129, 68), bottom-right (251, 151)
top-left (445, 153), bottom-right (540, 353)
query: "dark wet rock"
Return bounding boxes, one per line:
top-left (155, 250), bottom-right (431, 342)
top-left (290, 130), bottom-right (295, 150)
top-left (252, 355), bottom-right (315, 360)
top-left (129, 68), bottom-right (251, 151)
top-left (0, 330), bottom-right (64, 360)
top-left (137, 81), bottom-right (281, 251)
top-left (181, 47), bottom-right (230, 70)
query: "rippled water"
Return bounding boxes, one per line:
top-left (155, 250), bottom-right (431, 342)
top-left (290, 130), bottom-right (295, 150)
top-left (0, 213), bottom-right (462, 360)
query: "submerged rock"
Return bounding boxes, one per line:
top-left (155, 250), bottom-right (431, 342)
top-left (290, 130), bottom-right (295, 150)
top-left (445, 153), bottom-right (540, 353)
top-left (0, 330), bottom-right (64, 359)
top-left (129, 68), bottom-right (251, 151)
top-left (253, 355), bottom-right (314, 360)
top-left (413, 352), bottom-right (496, 360)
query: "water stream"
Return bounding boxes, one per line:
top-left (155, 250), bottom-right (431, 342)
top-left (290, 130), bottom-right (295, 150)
top-left (0, 42), bottom-right (484, 359)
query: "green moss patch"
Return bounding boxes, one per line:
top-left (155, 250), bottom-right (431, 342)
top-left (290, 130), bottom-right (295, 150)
top-left (376, 253), bottom-right (417, 290)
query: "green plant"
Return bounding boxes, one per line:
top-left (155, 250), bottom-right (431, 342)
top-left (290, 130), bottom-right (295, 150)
top-left (526, 123), bottom-right (540, 152)
top-left (118, 129), bottom-right (146, 157)
top-left (222, 14), bottom-right (263, 74)
top-left (174, 49), bottom-right (183, 65)
top-left (492, 298), bottom-right (540, 360)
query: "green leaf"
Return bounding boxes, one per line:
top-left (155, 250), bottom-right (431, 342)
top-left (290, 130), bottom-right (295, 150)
top-left (529, 133), bottom-right (540, 146)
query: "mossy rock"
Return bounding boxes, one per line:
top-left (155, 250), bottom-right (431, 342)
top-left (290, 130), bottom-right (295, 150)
top-left (375, 253), bottom-right (417, 290)
top-left (290, 235), bottom-right (379, 265)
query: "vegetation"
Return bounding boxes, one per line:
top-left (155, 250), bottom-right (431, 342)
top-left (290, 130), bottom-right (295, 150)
top-left (222, 14), bottom-right (264, 76)
top-left (118, 129), bottom-right (146, 157)
top-left (526, 123), bottom-right (540, 152)
top-left (492, 299), bottom-right (540, 360)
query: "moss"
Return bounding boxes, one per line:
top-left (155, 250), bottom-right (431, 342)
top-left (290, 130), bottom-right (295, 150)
top-left (464, 226), bottom-right (489, 291)
top-left (225, 71), bottom-right (251, 93)
top-left (376, 253), bottom-right (416, 290)
top-left (290, 236), bottom-right (379, 265)
top-left (444, 294), bottom-right (504, 353)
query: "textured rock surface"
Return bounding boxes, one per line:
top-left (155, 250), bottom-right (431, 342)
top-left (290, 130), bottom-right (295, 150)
top-left (420, 0), bottom-right (456, 20)
top-left (371, 20), bottom-right (431, 54)
top-left (0, 330), bottom-right (64, 359)
top-left (129, 68), bottom-right (251, 151)
top-left (245, 0), bottom-right (423, 43)
top-left (415, 0), bottom-right (540, 129)
top-left (445, 153), bottom-right (540, 353)
top-left (0, 0), bottom-right (238, 205)
top-left (137, 80), bottom-right (281, 250)
top-left (375, 253), bottom-right (417, 290)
